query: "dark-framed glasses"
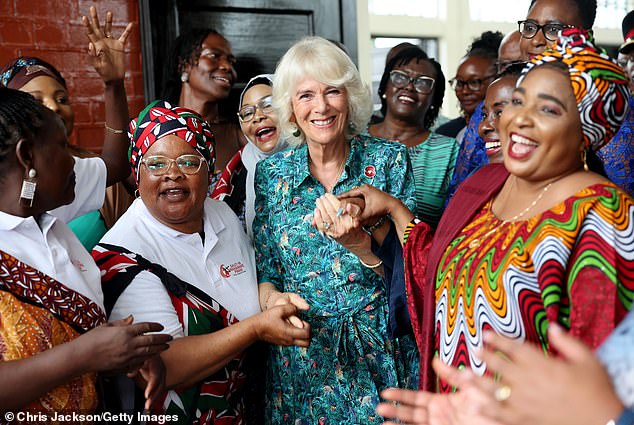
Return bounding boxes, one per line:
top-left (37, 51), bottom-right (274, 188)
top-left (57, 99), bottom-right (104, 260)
top-left (141, 154), bottom-right (207, 176)
top-left (238, 95), bottom-right (273, 122)
top-left (449, 74), bottom-right (496, 91)
top-left (389, 70), bottom-right (435, 94)
top-left (517, 20), bottom-right (575, 42)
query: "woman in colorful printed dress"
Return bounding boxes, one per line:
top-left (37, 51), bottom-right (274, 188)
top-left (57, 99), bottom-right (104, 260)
top-left (252, 36), bottom-right (419, 424)
top-left (211, 74), bottom-right (288, 236)
top-left (93, 101), bottom-right (311, 424)
top-left (335, 29), bottom-right (634, 401)
top-left (368, 47), bottom-right (458, 227)
top-left (0, 88), bottom-right (171, 413)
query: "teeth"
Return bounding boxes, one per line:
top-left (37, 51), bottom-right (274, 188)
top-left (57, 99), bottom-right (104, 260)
top-left (511, 134), bottom-right (538, 146)
top-left (397, 95), bottom-right (415, 103)
top-left (313, 117), bottom-right (334, 125)
top-left (166, 189), bottom-right (182, 194)
top-left (485, 141), bottom-right (501, 149)
top-left (257, 127), bottom-right (275, 137)
top-left (213, 77), bottom-right (229, 83)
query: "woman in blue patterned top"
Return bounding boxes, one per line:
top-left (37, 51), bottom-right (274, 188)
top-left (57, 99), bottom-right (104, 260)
top-left (252, 36), bottom-right (419, 424)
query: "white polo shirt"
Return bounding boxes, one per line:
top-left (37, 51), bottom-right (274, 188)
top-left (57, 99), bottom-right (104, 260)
top-left (0, 156), bottom-right (107, 310)
top-left (103, 198), bottom-right (261, 339)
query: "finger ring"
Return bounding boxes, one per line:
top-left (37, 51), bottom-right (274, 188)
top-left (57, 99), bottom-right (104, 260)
top-left (494, 385), bottom-right (511, 402)
top-left (323, 221), bottom-right (331, 230)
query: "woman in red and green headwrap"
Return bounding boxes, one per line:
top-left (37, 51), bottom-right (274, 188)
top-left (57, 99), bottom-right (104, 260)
top-left (92, 100), bottom-right (311, 424)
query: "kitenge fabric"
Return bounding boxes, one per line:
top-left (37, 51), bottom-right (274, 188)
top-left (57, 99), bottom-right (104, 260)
top-left (128, 100), bottom-right (215, 183)
top-left (599, 94), bottom-right (634, 197)
top-left (519, 28), bottom-right (629, 151)
top-left (432, 182), bottom-right (634, 392)
top-left (93, 244), bottom-right (246, 424)
top-left (0, 248), bottom-right (106, 413)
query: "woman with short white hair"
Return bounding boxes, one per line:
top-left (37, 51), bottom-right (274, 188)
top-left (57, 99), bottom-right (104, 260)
top-left (253, 36), bottom-right (419, 424)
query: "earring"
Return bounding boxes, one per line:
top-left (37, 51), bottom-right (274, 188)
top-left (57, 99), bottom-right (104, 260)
top-left (134, 189), bottom-right (140, 199)
top-left (381, 93), bottom-right (387, 99)
top-left (20, 168), bottom-right (37, 207)
top-left (581, 149), bottom-right (589, 172)
top-left (292, 126), bottom-right (301, 138)
top-left (181, 72), bottom-right (189, 83)
top-left (348, 121), bottom-right (356, 133)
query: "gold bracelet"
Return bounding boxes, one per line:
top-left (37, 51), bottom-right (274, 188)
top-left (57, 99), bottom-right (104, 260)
top-left (359, 257), bottom-right (383, 269)
top-left (105, 123), bottom-right (125, 134)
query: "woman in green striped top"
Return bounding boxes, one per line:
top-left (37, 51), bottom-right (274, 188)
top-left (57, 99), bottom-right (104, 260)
top-left (369, 47), bottom-right (459, 227)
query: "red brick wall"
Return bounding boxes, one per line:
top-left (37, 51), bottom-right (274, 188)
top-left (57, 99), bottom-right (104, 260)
top-left (0, 0), bottom-right (145, 152)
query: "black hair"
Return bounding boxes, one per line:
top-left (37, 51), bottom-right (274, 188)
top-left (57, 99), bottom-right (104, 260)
top-left (467, 31), bottom-right (504, 60)
top-left (0, 87), bottom-right (46, 169)
top-left (496, 61), bottom-right (527, 79)
top-left (378, 47), bottom-right (445, 129)
top-left (528, 0), bottom-right (597, 29)
top-left (161, 28), bottom-right (221, 104)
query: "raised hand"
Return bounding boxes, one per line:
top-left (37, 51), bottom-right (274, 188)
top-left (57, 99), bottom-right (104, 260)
top-left (82, 6), bottom-right (133, 83)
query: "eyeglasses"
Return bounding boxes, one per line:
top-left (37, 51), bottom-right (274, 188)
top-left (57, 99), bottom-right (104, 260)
top-left (449, 75), bottom-right (496, 91)
top-left (618, 53), bottom-right (634, 69)
top-left (389, 70), bottom-right (435, 94)
top-left (517, 20), bottom-right (575, 42)
top-left (141, 154), bottom-right (207, 176)
top-left (238, 95), bottom-right (274, 122)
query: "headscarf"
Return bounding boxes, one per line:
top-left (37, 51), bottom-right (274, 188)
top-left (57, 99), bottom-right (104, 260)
top-left (519, 28), bottom-right (629, 151)
top-left (128, 100), bottom-right (215, 184)
top-left (238, 74), bottom-right (288, 238)
top-left (0, 57), bottom-right (67, 89)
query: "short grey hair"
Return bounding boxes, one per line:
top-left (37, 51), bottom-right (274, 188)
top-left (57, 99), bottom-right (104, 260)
top-left (273, 36), bottom-right (372, 146)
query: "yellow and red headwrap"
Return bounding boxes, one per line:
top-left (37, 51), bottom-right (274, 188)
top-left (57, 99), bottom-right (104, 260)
top-left (128, 100), bottom-right (215, 184)
top-left (519, 28), bottom-right (629, 151)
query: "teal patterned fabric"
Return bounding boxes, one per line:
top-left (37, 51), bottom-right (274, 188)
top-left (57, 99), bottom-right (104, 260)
top-left (253, 134), bottom-right (419, 424)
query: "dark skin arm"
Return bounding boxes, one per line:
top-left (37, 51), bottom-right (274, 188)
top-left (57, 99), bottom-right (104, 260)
top-left (161, 304), bottom-right (310, 389)
top-left (82, 6), bottom-right (133, 186)
top-left (0, 316), bottom-right (171, 409)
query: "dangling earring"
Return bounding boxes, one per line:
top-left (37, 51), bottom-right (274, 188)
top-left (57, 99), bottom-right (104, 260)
top-left (181, 72), bottom-right (189, 83)
top-left (20, 168), bottom-right (37, 207)
top-left (348, 121), bottom-right (356, 133)
top-left (292, 125), bottom-right (301, 138)
top-left (581, 149), bottom-right (589, 172)
top-left (381, 93), bottom-right (387, 99)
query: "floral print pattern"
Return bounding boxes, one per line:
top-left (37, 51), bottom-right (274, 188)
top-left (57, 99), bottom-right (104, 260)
top-left (253, 134), bottom-right (419, 424)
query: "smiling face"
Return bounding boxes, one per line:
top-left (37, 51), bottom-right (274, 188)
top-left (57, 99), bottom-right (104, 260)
top-left (20, 75), bottom-right (74, 136)
top-left (453, 55), bottom-right (496, 117)
top-left (479, 75), bottom-right (517, 163)
top-left (520, 0), bottom-right (584, 61)
top-left (290, 78), bottom-right (349, 146)
top-left (384, 59), bottom-right (436, 126)
top-left (238, 84), bottom-right (280, 152)
top-left (499, 66), bottom-right (584, 182)
top-left (138, 136), bottom-right (209, 233)
top-left (31, 110), bottom-right (76, 211)
top-left (186, 33), bottom-right (237, 102)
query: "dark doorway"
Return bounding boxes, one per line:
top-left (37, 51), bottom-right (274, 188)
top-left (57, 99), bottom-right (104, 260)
top-left (138, 0), bottom-right (358, 111)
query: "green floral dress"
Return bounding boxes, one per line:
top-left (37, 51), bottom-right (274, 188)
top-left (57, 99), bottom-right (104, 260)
top-left (253, 134), bottom-right (419, 424)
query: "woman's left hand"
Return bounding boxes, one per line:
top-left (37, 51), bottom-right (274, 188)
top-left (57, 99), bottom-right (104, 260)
top-left (313, 193), bottom-right (369, 251)
top-left (82, 6), bottom-right (133, 83)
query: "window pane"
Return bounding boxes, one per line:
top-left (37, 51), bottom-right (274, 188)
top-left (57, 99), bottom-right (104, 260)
top-left (369, 0), bottom-right (442, 18)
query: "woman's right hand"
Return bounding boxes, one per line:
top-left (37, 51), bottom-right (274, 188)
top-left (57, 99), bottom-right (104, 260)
top-left (77, 315), bottom-right (172, 373)
top-left (254, 304), bottom-right (312, 347)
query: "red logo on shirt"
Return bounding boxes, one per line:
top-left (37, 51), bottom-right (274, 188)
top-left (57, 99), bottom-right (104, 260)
top-left (364, 165), bottom-right (376, 178)
top-left (220, 262), bottom-right (246, 278)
